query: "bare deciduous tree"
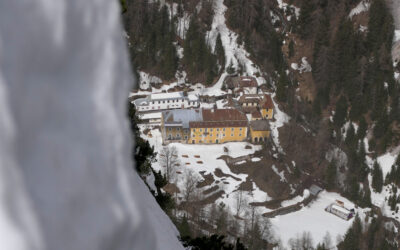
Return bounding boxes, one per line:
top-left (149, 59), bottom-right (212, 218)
top-left (288, 231), bottom-right (314, 250)
top-left (183, 169), bottom-right (200, 203)
top-left (234, 189), bottom-right (247, 217)
top-left (159, 146), bottom-right (180, 182)
top-left (322, 231), bottom-right (332, 249)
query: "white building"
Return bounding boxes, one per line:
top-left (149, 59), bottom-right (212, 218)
top-left (326, 203), bottom-right (353, 220)
top-left (134, 91), bottom-right (199, 112)
top-left (139, 112), bottom-right (162, 124)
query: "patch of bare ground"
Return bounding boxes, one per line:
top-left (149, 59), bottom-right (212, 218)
top-left (196, 190), bottom-right (225, 206)
top-left (197, 172), bottom-right (215, 188)
top-left (163, 183), bottom-right (180, 194)
top-left (279, 120), bottom-right (330, 181)
top-left (213, 168), bottom-right (241, 181)
top-left (226, 151), bottom-right (292, 200)
top-left (237, 177), bottom-right (253, 192)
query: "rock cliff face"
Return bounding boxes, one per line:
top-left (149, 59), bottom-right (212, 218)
top-left (387, 0), bottom-right (400, 63)
top-left (0, 1), bottom-right (183, 250)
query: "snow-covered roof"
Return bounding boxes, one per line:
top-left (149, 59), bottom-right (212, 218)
top-left (309, 185), bottom-right (323, 196)
top-left (140, 112), bottom-right (162, 120)
top-left (331, 204), bottom-right (351, 215)
top-left (150, 92), bottom-right (184, 100)
top-left (133, 98), bottom-right (148, 106)
top-left (188, 94), bottom-right (199, 101)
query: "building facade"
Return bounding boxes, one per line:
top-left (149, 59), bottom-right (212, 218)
top-left (249, 120), bottom-right (270, 143)
top-left (225, 76), bottom-right (258, 96)
top-left (326, 203), bottom-right (353, 220)
top-left (161, 109), bottom-right (202, 143)
top-left (134, 91), bottom-right (199, 112)
top-left (259, 94), bottom-right (274, 119)
top-left (161, 108), bottom-right (248, 144)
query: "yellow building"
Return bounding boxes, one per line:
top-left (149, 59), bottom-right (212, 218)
top-left (259, 94), bottom-right (274, 119)
top-left (189, 109), bottom-right (248, 144)
top-left (161, 109), bottom-right (202, 144)
top-left (250, 120), bottom-right (270, 143)
top-left (161, 108), bottom-right (248, 144)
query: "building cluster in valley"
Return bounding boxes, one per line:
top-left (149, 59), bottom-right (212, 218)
top-left (133, 76), bottom-right (274, 145)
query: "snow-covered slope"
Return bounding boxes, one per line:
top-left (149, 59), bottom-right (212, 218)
top-left (0, 1), bottom-right (183, 250)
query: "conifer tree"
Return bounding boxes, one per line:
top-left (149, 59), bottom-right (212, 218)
top-left (215, 34), bottom-right (226, 72)
top-left (345, 124), bottom-right (355, 147)
top-left (297, 0), bottom-right (316, 39)
top-left (325, 161), bottom-right (337, 189)
top-left (288, 40), bottom-right (294, 58)
top-left (372, 161), bottom-right (384, 193)
top-left (333, 96), bottom-right (348, 128)
top-left (276, 72), bottom-right (289, 102)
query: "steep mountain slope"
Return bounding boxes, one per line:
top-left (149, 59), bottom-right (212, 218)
top-left (0, 1), bottom-right (183, 250)
top-left (125, 0), bottom-right (400, 248)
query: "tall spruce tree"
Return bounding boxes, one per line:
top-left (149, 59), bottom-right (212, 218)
top-left (372, 161), bottom-right (384, 193)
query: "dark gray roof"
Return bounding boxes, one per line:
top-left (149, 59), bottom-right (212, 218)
top-left (250, 120), bottom-right (270, 131)
top-left (162, 109), bottom-right (203, 129)
top-left (309, 185), bottom-right (323, 196)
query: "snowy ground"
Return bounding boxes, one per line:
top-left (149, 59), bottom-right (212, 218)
top-left (364, 144), bottom-right (400, 222)
top-left (139, 124), bottom-right (272, 215)
top-left (206, 0), bottom-right (266, 85)
top-left (349, 0), bottom-right (370, 19)
top-left (268, 92), bottom-right (290, 153)
top-left (271, 191), bottom-right (369, 249)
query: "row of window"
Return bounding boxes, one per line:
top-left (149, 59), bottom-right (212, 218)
top-left (192, 133), bottom-right (242, 138)
top-left (150, 99), bottom-right (183, 105)
top-left (148, 100), bottom-right (199, 105)
top-left (193, 127), bottom-right (243, 132)
top-left (167, 127), bottom-right (189, 133)
top-left (167, 134), bottom-right (188, 140)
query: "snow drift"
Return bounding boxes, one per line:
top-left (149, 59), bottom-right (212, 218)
top-left (0, 1), bottom-right (183, 250)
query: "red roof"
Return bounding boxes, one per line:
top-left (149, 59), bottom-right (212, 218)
top-left (189, 109), bottom-right (247, 128)
top-left (190, 120), bottom-right (247, 128)
top-left (260, 95), bottom-right (274, 109)
top-left (251, 110), bottom-right (262, 118)
top-left (202, 109), bottom-right (247, 122)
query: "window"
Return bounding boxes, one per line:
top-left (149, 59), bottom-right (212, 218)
top-left (177, 128), bottom-right (180, 131)
top-left (184, 136), bottom-right (188, 139)
top-left (231, 128), bottom-right (234, 131)
top-left (217, 128), bottom-right (219, 131)
top-left (240, 128), bottom-right (242, 131)
top-left (168, 134), bottom-right (172, 139)
top-left (193, 129), bottom-right (196, 132)
top-left (192, 140), bottom-right (195, 144)
top-left (223, 134), bottom-right (225, 137)
top-left (239, 134), bottom-right (242, 137)
top-left (223, 128), bottom-right (226, 131)
top-left (210, 128), bottom-right (213, 132)
top-left (168, 127), bottom-right (172, 131)
top-left (200, 128), bottom-right (202, 132)
top-left (231, 134), bottom-right (233, 137)
top-left (216, 139), bottom-right (219, 143)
